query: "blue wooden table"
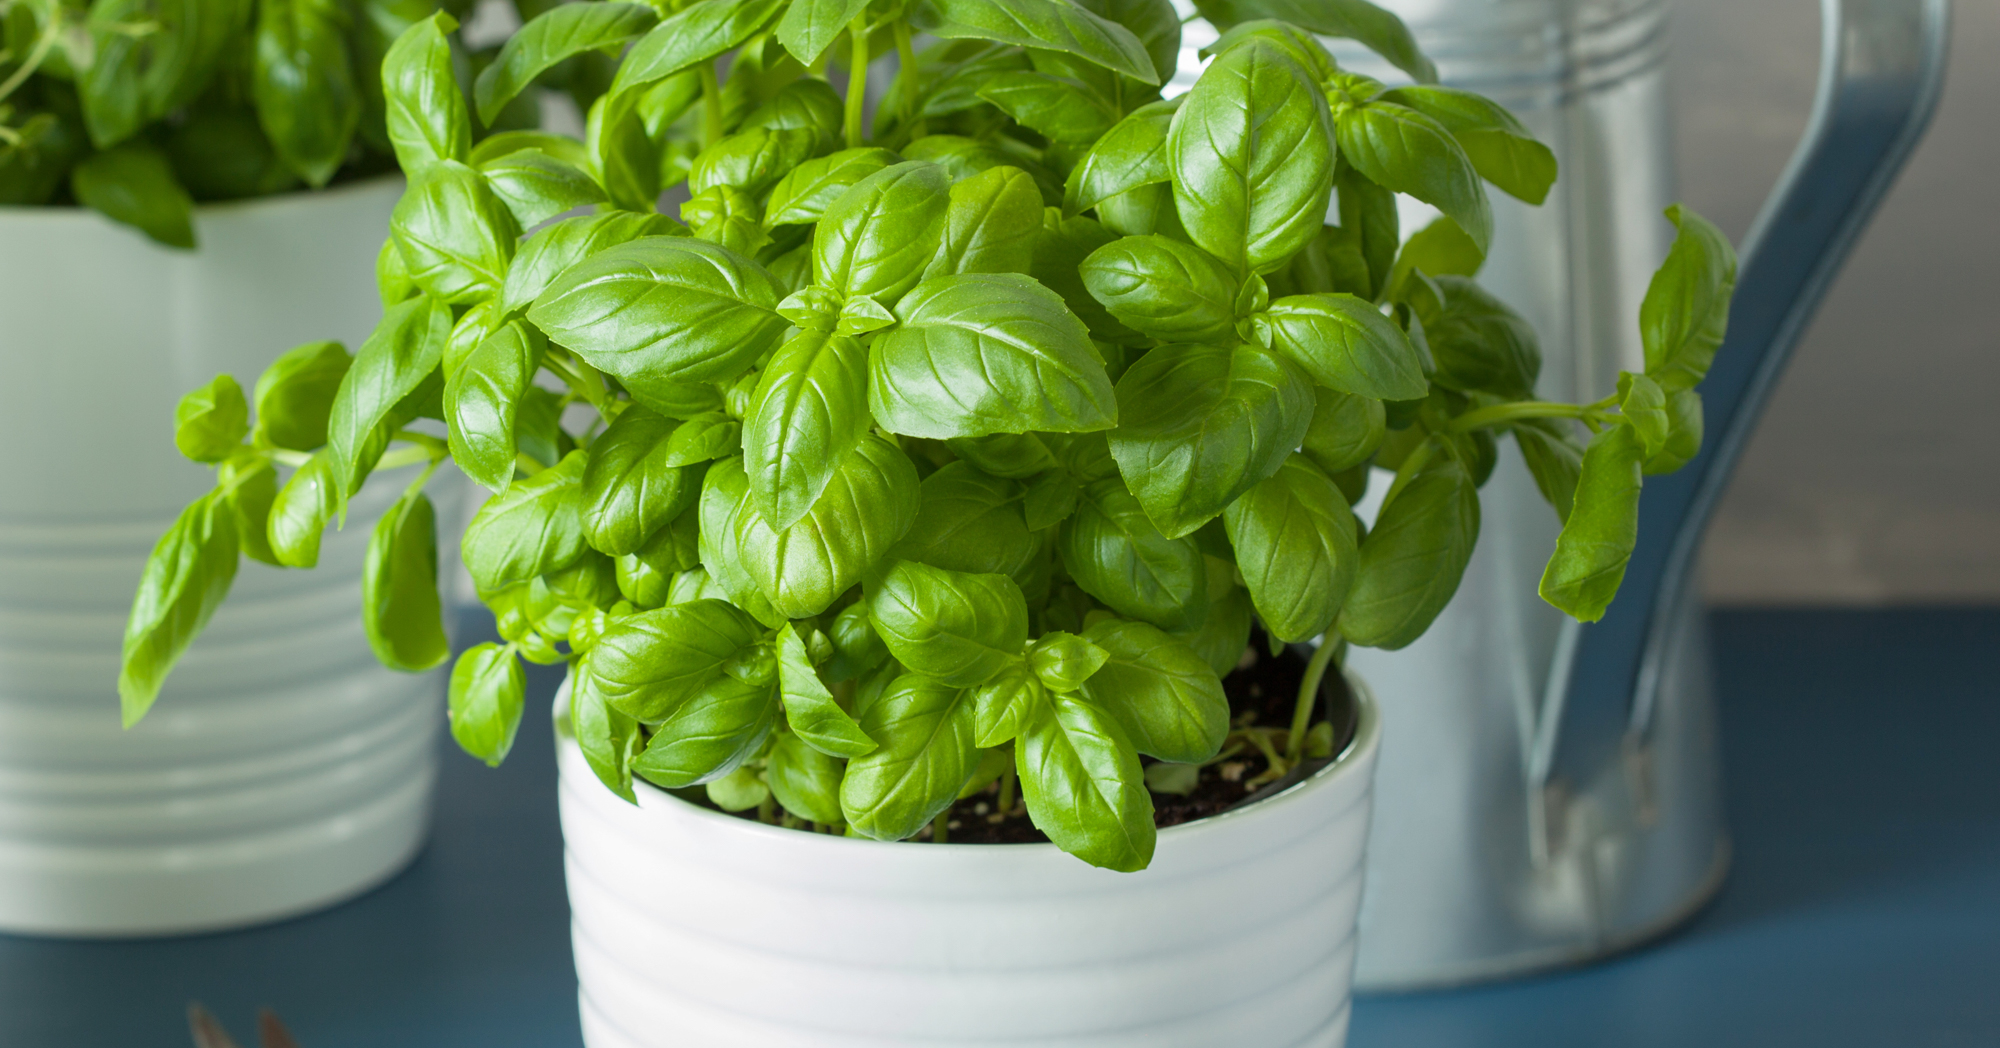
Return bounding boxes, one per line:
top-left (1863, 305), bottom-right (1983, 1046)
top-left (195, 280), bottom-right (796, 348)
top-left (5, 608), bottom-right (1996, 1047)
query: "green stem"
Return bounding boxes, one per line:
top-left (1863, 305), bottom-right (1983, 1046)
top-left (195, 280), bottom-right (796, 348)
top-left (697, 61), bottom-right (723, 150)
top-left (543, 351), bottom-right (613, 415)
top-left (1285, 629), bottom-right (1342, 763)
top-left (996, 763), bottom-right (1016, 814)
top-left (844, 15), bottom-right (870, 148)
top-left (1377, 433), bottom-right (1437, 513)
top-left (757, 793), bottom-right (776, 824)
top-left (931, 810), bottom-right (950, 843)
top-left (514, 452), bottom-right (547, 477)
top-left (1446, 400), bottom-right (1591, 434)
top-left (0, 6), bottom-right (63, 104)
top-left (892, 20), bottom-right (919, 131)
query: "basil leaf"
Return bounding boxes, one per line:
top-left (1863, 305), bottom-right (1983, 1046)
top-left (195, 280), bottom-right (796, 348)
top-left (571, 666), bottom-right (644, 802)
top-left (1379, 85), bottom-right (1556, 205)
top-left (705, 765), bottom-right (770, 812)
top-left (1108, 342), bottom-right (1314, 538)
top-left (1642, 204), bottom-right (1737, 392)
top-left (1513, 418), bottom-right (1584, 523)
top-left (1341, 442), bottom-right (1480, 649)
top-left (839, 674), bottom-right (979, 840)
top-left (363, 491), bottom-right (450, 672)
top-left (119, 490), bottom-right (239, 725)
top-left (462, 449), bottom-right (590, 592)
top-left (1195, 0), bottom-right (1436, 83)
top-left (174, 375), bottom-right (249, 463)
top-left (614, 507), bottom-right (702, 608)
top-left (949, 432), bottom-right (1061, 479)
top-left (254, 340), bottom-right (351, 452)
top-left (1387, 217), bottom-right (1485, 300)
top-left (1168, 38), bottom-right (1333, 274)
top-left (743, 329), bottom-right (869, 529)
top-left (1538, 423), bottom-right (1645, 622)
top-left (775, 0), bottom-right (869, 64)
top-left (978, 70), bottom-right (1118, 144)
top-left (448, 320), bottom-right (545, 493)
top-left (764, 147), bottom-right (901, 228)
top-left (1199, 18), bottom-right (1334, 81)
top-left (715, 440), bottom-right (921, 619)
top-left (966, 661), bottom-right (1039, 747)
top-left (1170, 575), bottom-right (1253, 677)
top-left (892, 461), bottom-right (1039, 581)
top-left (1074, 0), bottom-right (1181, 84)
top-left (1222, 455), bottom-right (1358, 643)
top-left (1336, 167), bottom-right (1398, 300)
top-left (501, 210), bottom-right (688, 315)
top-left (811, 162), bottom-right (950, 306)
top-left (584, 86), bottom-right (660, 213)
top-left (608, 0), bottom-right (787, 99)
top-left (382, 10), bottom-right (470, 173)
top-left (251, 0), bottom-right (360, 187)
top-left (1254, 292), bottom-right (1427, 400)
top-left (1059, 477), bottom-right (1207, 630)
top-left (689, 125), bottom-right (819, 197)
top-left (866, 559), bottom-right (1029, 687)
top-left (1027, 631), bottom-right (1110, 693)
top-left (869, 272), bottom-right (1117, 440)
top-left (1022, 469), bottom-right (1081, 531)
top-left (776, 622), bottom-right (876, 757)
top-left (224, 460), bottom-right (281, 568)
top-left (528, 238), bottom-right (789, 413)
top-left (632, 674), bottom-right (782, 788)
top-left (1017, 690), bottom-right (1154, 871)
top-left (1416, 275), bottom-right (1540, 399)
top-left (474, 2), bottom-right (657, 125)
top-left (1617, 370), bottom-right (1670, 456)
top-left (1030, 210), bottom-right (1143, 344)
top-left (1298, 392), bottom-right (1380, 478)
top-left (267, 451), bottom-right (339, 568)
top-left (327, 294), bottom-right (450, 498)
top-left (581, 405), bottom-right (705, 555)
top-left (390, 160), bottom-right (519, 304)
top-left (927, 165), bottom-right (1043, 278)
top-left (476, 148), bottom-right (609, 228)
top-left (70, 143), bottom-right (195, 248)
top-left (695, 460), bottom-right (787, 628)
top-left (767, 733), bottom-right (847, 823)
top-left (1078, 618), bottom-right (1228, 762)
top-left (1643, 388), bottom-right (1702, 475)
top-left (912, 0), bottom-right (1159, 86)
top-left (1335, 101), bottom-right (1492, 255)
top-left (1079, 235), bottom-right (1238, 344)
top-left (1063, 96), bottom-right (1176, 215)
top-left (584, 598), bottom-right (766, 720)
top-left (450, 643), bottom-right (527, 766)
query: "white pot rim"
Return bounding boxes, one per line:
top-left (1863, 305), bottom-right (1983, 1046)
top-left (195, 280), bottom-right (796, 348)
top-left (0, 173), bottom-right (404, 225)
top-left (560, 668), bottom-right (1382, 861)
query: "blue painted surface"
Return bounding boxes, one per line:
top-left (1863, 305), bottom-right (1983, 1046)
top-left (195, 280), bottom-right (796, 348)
top-left (3, 609), bottom-right (1995, 1047)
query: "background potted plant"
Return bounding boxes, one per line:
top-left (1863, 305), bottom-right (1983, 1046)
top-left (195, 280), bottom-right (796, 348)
top-left (121, 0), bottom-right (1734, 1040)
top-left (0, 0), bottom-right (543, 937)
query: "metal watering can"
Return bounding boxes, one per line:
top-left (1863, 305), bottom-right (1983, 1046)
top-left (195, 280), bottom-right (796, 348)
top-left (1330, 0), bottom-right (1946, 989)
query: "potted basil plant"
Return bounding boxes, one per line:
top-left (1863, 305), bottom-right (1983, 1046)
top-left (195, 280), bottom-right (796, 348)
top-left (121, 0), bottom-right (1736, 1041)
top-left (0, 0), bottom-right (547, 937)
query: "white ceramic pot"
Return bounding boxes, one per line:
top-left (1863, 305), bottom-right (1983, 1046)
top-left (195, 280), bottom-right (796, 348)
top-left (0, 179), bottom-right (456, 937)
top-left (556, 675), bottom-right (1383, 1048)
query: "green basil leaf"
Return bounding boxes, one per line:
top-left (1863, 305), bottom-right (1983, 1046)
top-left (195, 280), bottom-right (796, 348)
top-left (581, 405), bottom-right (705, 555)
top-left (381, 10), bottom-right (470, 173)
top-left (447, 319), bottom-right (544, 494)
top-left (763, 147), bottom-right (900, 228)
top-left (839, 674), bottom-right (979, 840)
top-left (584, 598), bottom-right (766, 720)
top-left (449, 642), bottom-right (527, 766)
top-left (391, 160), bottom-right (520, 304)
top-left (1017, 690), bottom-right (1154, 871)
top-left (608, 0), bottom-right (787, 99)
top-left (771, 0), bottom-right (866, 64)
top-left (927, 165), bottom-right (1043, 278)
top-left (70, 143), bottom-right (196, 249)
top-left (869, 272), bottom-right (1117, 439)
top-left (528, 238), bottom-right (789, 413)
top-left (866, 559), bottom-right (1029, 687)
top-left (912, 0), bottom-right (1158, 86)
top-left (949, 432), bottom-right (1061, 479)
top-left (1513, 418), bottom-right (1584, 523)
top-left (1073, 0), bottom-right (1181, 84)
top-left (224, 459), bottom-right (281, 568)
top-left (1079, 235), bottom-right (1236, 343)
top-left (173, 374), bottom-right (249, 463)
top-left (1335, 101), bottom-right (1491, 254)
top-left (1063, 96), bottom-right (1176, 215)
top-left (1255, 292), bottom-right (1427, 400)
top-left (744, 329), bottom-right (870, 529)
top-left (705, 764), bottom-right (770, 811)
top-left (583, 86), bottom-right (660, 212)
top-left (462, 449), bottom-right (590, 591)
top-left (442, 300), bottom-right (500, 384)
top-left (1416, 275), bottom-right (1540, 399)
top-left (266, 451), bottom-right (338, 568)
top-left (1108, 342), bottom-right (1314, 538)
top-left (968, 660), bottom-right (1042, 747)
top-left (1335, 167), bottom-right (1398, 300)
top-left (826, 599), bottom-right (890, 681)
top-left (689, 125), bottom-right (819, 197)
top-left (571, 665), bottom-right (644, 802)
top-left (632, 674), bottom-right (782, 788)
top-left (501, 210), bottom-right (688, 315)
top-left (1643, 388), bottom-right (1702, 475)
top-left (250, 0), bottom-right (360, 187)
top-left (474, 2), bottom-right (657, 125)
top-left (977, 70), bottom-right (1118, 144)
top-left (378, 234), bottom-right (417, 306)
top-left (1300, 387), bottom-right (1385, 475)
top-left (476, 148), bottom-right (609, 228)
top-left (119, 490), bottom-right (239, 725)
top-left (1030, 211), bottom-right (1143, 345)
top-left (1077, 617), bottom-right (1228, 762)
top-left (767, 732), bottom-right (847, 823)
top-left (327, 294), bottom-right (450, 498)
top-left (1199, 18), bottom-right (1334, 81)
top-left (695, 460), bottom-right (787, 628)
top-left (1617, 370), bottom-right (1670, 456)
top-left (892, 461), bottom-right (1039, 581)
top-left (1539, 423), bottom-right (1644, 622)
top-left (1341, 441), bottom-right (1480, 649)
top-left (1641, 204), bottom-right (1737, 392)
top-left (1168, 38), bottom-right (1333, 274)
top-left (776, 622), bottom-right (876, 757)
top-left (811, 161), bottom-right (950, 305)
top-left (1059, 477), bottom-right (1207, 630)
top-left (1170, 573), bottom-right (1253, 677)
top-left (1387, 217), bottom-right (1485, 300)
top-left (660, 411), bottom-right (742, 464)
top-left (1022, 468), bottom-right (1081, 531)
top-left (362, 491), bottom-right (450, 672)
top-left (1195, 0), bottom-right (1436, 83)
top-left (1379, 85), bottom-right (1556, 205)
top-left (254, 340), bottom-right (351, 452)
top-left (614, 506), bottom-right (703, 608)
top-left (1222, 455), bottom-right (1358, 643)
top-left (1027, 630), bottom-right (1109, 693)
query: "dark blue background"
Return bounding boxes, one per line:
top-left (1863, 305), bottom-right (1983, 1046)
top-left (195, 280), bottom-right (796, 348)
top-left (5, 609), bottom-right (1995, 1047)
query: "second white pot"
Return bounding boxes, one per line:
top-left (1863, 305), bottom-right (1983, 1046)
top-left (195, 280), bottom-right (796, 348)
top-left (557, 675), bottom-right (1383, 1048)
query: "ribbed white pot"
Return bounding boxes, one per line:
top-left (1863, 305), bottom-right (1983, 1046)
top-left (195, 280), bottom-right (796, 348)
top-left (0, 179), bottom-right (454, 938)
top-left (556, 675), bottom-right (1382, 1048)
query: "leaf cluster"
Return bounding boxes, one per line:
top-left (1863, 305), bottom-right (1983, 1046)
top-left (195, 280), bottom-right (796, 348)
top-left (118, 0), bottom-right (1736, 871)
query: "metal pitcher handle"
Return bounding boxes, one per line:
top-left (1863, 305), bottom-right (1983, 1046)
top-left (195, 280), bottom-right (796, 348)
top-left (1542, 0), bottom-right (1951, 793)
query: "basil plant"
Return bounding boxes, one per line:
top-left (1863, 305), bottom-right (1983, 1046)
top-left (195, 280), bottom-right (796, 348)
top-left (0, 0), bottom-right (531, 247)
top-left (118, 0), bottom-right (1736, 872)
